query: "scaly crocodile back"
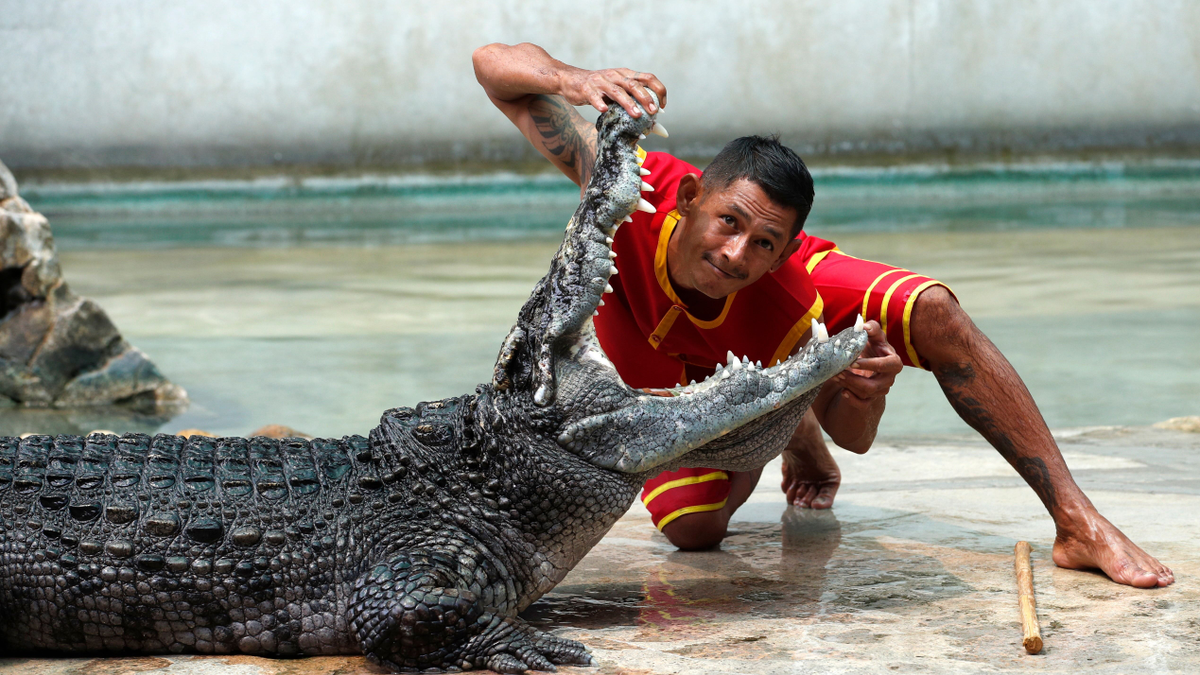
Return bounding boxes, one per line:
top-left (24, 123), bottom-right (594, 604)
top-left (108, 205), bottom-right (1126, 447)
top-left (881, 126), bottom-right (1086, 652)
top-left (0, 430), bottom-right (382, 654)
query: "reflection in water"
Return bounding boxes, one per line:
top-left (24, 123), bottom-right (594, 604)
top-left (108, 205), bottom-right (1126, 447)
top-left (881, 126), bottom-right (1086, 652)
top-left (0, 405), bottom-right (177, 437)
top-left (780, 507), bottom-right (844, 603)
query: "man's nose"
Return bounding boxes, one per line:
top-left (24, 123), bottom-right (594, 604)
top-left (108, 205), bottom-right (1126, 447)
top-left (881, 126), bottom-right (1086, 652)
top-left (720, 235), bottom-right (749, 266)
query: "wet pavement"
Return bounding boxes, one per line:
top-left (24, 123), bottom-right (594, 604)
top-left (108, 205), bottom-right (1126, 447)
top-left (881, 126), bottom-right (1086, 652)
top-left (2, 423), bottom-right (1196, 674)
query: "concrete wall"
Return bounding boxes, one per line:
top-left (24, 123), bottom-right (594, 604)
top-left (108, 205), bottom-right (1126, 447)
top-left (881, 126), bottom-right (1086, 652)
top-left (2, 0), bottom-right (1199, 168)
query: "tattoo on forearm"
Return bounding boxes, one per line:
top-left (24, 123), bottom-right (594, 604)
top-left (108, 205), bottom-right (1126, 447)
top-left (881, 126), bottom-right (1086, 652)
top-left (529, 95), bottom-right (595, 185)
top-left (936, 362), bottom-right (1059, 511)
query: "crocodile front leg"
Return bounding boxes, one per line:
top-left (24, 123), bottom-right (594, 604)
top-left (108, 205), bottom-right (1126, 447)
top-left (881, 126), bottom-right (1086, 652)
top-left (350, 552), bottom-right (592, 672)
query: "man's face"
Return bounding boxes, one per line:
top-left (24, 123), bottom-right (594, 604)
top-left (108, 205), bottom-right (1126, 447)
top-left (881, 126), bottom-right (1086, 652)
top-left (669, 176), bottom-right (803, 299)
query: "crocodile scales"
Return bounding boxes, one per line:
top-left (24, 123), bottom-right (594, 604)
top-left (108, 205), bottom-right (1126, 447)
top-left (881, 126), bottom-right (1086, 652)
top-left (0, 94), bottom-right (868, 672)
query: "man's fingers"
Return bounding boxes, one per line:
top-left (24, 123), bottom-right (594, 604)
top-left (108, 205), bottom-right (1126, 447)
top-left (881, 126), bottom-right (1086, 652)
top-left (603, 83), bottom-right (643, 118)
top-left (834, 371), bottom-right (893, 400)
top-left (850, 355), bottom-right (903, 375)
top-left (634, 73), bottom-right (667, 110)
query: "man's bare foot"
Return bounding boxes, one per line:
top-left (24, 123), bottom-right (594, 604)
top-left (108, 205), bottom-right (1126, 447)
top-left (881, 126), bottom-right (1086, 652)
top-left (1052, 511), bottom-right (1174, 587)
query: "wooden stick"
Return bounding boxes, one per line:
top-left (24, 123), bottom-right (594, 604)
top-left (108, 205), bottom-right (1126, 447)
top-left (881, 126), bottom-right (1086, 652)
top-left (1014, 541), bottom-right (1043, 654)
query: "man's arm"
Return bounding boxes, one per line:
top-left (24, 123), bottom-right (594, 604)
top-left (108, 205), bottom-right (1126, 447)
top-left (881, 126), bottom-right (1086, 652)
top-left (811, 319), bottom-right (900, 454)
top-left (472, 42), bottom-right (666, 188)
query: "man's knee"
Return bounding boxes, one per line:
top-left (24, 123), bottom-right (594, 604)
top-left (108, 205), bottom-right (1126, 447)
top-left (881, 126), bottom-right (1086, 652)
top-left (660, 511), bottom-right (729, 550)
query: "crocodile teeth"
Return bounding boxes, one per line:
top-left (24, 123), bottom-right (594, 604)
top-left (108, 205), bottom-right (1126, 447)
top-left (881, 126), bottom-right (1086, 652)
top-left (650, 121), bottom-right (669, 138)
top-left (608, 250), bottom-right (618, 259)
top-left (640, 181), bottom-right (654, 192)
top-left (605, 236), bottom-right (614, 244)
top-left (811, 319), bottom-right (820, 340)
top-left (817, 322), bottom-right (829, 343)
top-left (741, 355), bottom-right (750, 365)
top-left (756, 360), bottom-right (763, 368)
top-left (604, 283), bottom-right (614, 294)
top-left (721, 369), bottom-right (732, 379)
top-left (609, 266), bottom-right (619, 275)
top-left (636, 199), bottom-right (656, 214)
top-left (639, 133), bottom-right (647, 140)
top-left (593, 310), bottom-right (599, 316)
top-left (598, 299), bottom-right (605, 306)
top-left (640, 167), bottom-right (651, 176)
top-left (834, 339), bottom-right (841, 347)
top-left (854, 313), bottom-right (865, 332)
top-left (623, 215), bottom-right (633, 223)
top-left (690, 380), bottom-right (697, 386)
top-left (726, 350), bottom-right (737, 365)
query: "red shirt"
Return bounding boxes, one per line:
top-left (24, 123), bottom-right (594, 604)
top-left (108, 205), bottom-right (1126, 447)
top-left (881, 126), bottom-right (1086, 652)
top-left (594, 150), bottom-right (824, 389)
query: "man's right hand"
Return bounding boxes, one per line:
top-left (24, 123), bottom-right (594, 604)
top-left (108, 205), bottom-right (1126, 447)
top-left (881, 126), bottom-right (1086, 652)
top-left (558, 68), bottom-right (667, 118)
top-left (474, 42), bottom-right (668, 188)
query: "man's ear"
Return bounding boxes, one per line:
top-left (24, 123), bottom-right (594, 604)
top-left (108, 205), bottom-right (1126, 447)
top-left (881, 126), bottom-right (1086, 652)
top-left (675, 173), bottom-right (702, 217)
top-left (769, 237), bottom-right (804, 273)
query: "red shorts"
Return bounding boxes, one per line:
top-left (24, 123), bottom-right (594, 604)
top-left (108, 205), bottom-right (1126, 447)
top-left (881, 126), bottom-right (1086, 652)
top-left (641, 467), bottom-right (730, 530)
top-left (800, 243), bottom-right (953, 369)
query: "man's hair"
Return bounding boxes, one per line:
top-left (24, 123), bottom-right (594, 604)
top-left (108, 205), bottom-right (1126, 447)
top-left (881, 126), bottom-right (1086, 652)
top-left (701, 135), bottom-right (815, 238)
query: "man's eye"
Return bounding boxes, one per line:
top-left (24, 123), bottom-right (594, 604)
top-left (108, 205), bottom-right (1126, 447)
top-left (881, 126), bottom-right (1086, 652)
top-left (722, 215), bottom-right (737, 226)
top-left (757, 240), bottom-right (774, 251)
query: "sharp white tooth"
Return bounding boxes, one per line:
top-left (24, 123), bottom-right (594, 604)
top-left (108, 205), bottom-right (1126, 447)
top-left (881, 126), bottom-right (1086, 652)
top-left (609, 266), bottom-right (619, 275)
top-left (715, 363), bottom-right (723, 372)
top-left (731, 359), bottom-right (742, 371)
top-left (650, 121), bottom-right (669, 138)
top-left (593, 310), bottom-right (599, 316)
top-left (817, 322), bottom-right (829, 343)
top-left (854, 313), bottom-right (865, 332)
top-left (811, 319), bottom-right (820, 339)
top-left (727, 350), bottom-right (737, 364)
top-left (756, 360), bottom-right (762, 368)
top-left (604, 283), bottom-right (613, 294)
top-left (598, 299), bottom-right (605, 306)
top-left (639, 133), bottom-right (647, 140)
top-left (640, 167), bottom-right (651, 176)
top-left (605, 236), bottom-right (614, 244)
top-left (690, 380), bottom-right (697, 386)
top-left (721, 369), bottom-right (731, 379)
top-left (834, 339), bottom-right (841, 347)
top-left (741, 355), bottom-right (750, 365)
top-left (608, 250), bottom-right (617, 259)
top-left (636, 198), bottom-right (656, 214)
top-left (623, 215), bottom-right (633, 223)
top-left (640, 181), bottom-right (654, 192)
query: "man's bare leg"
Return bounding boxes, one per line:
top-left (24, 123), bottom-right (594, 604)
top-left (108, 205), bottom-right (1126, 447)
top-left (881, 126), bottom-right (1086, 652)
top-left (911, 286), bottom-right (1174, 587)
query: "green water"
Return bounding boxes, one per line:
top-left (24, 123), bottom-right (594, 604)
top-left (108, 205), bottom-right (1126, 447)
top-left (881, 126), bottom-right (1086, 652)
top-left (9, 161), bottom-right (1200, 439)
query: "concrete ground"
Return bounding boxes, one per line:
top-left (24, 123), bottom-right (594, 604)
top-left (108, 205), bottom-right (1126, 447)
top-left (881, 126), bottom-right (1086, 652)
top-left (1, 424), bottom-right (1196, 674)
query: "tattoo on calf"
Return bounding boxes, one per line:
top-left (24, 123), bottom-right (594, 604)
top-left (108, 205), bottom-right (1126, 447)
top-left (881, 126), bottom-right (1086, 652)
top-left (937, 366), bottom-right (1059, 512)
top-left (1014, 457), bottom-right (1059, 513)
top-left (530, 95), bottom-right (595, 185)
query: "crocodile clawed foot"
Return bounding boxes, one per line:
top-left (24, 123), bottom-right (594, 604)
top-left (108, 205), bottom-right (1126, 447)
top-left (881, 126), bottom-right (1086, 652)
top-left (461, 617), bottom-right (593, 673)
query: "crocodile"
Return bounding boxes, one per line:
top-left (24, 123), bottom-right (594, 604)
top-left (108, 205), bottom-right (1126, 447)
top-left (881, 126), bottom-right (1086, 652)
top-left (0, 95), bottom-right (868, 672)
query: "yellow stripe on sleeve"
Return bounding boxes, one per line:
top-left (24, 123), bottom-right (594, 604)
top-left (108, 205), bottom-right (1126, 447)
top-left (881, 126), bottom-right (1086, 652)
top-left (902, 279), bottom-right (953, 370)
top-left (860, 268), bottom-right (909, 321)
top-left (879, 274), bottom-right (922, 332)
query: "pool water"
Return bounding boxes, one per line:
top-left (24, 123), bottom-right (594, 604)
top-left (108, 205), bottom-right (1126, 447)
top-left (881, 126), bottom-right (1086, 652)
top-left (10, 160), bottom-right (1200, 439)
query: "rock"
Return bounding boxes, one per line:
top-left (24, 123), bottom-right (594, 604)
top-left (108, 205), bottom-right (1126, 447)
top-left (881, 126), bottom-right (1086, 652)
top-left (0, 160), bottom-right (16, 201)
top-left (1154, 416), bottom-right (1200, 433)
top-left (176, 429), bottom-right (216, 438)
top-left (0, 159), bottom-right (187, 411)
top-left (249, 424), bottom-right (314, 439)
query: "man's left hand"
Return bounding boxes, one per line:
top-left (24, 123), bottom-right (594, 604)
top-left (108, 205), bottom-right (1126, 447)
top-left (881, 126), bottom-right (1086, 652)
top-left (831, 320), bottom-right (902, 408)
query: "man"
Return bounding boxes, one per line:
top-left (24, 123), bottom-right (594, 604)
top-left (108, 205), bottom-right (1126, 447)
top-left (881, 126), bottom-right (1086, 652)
top-left (473, 42), bottom-right (1173, 588)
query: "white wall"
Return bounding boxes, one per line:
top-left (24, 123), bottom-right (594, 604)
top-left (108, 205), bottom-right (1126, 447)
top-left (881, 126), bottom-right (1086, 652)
top-left (2, 0), bottom-right (1198, 168)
